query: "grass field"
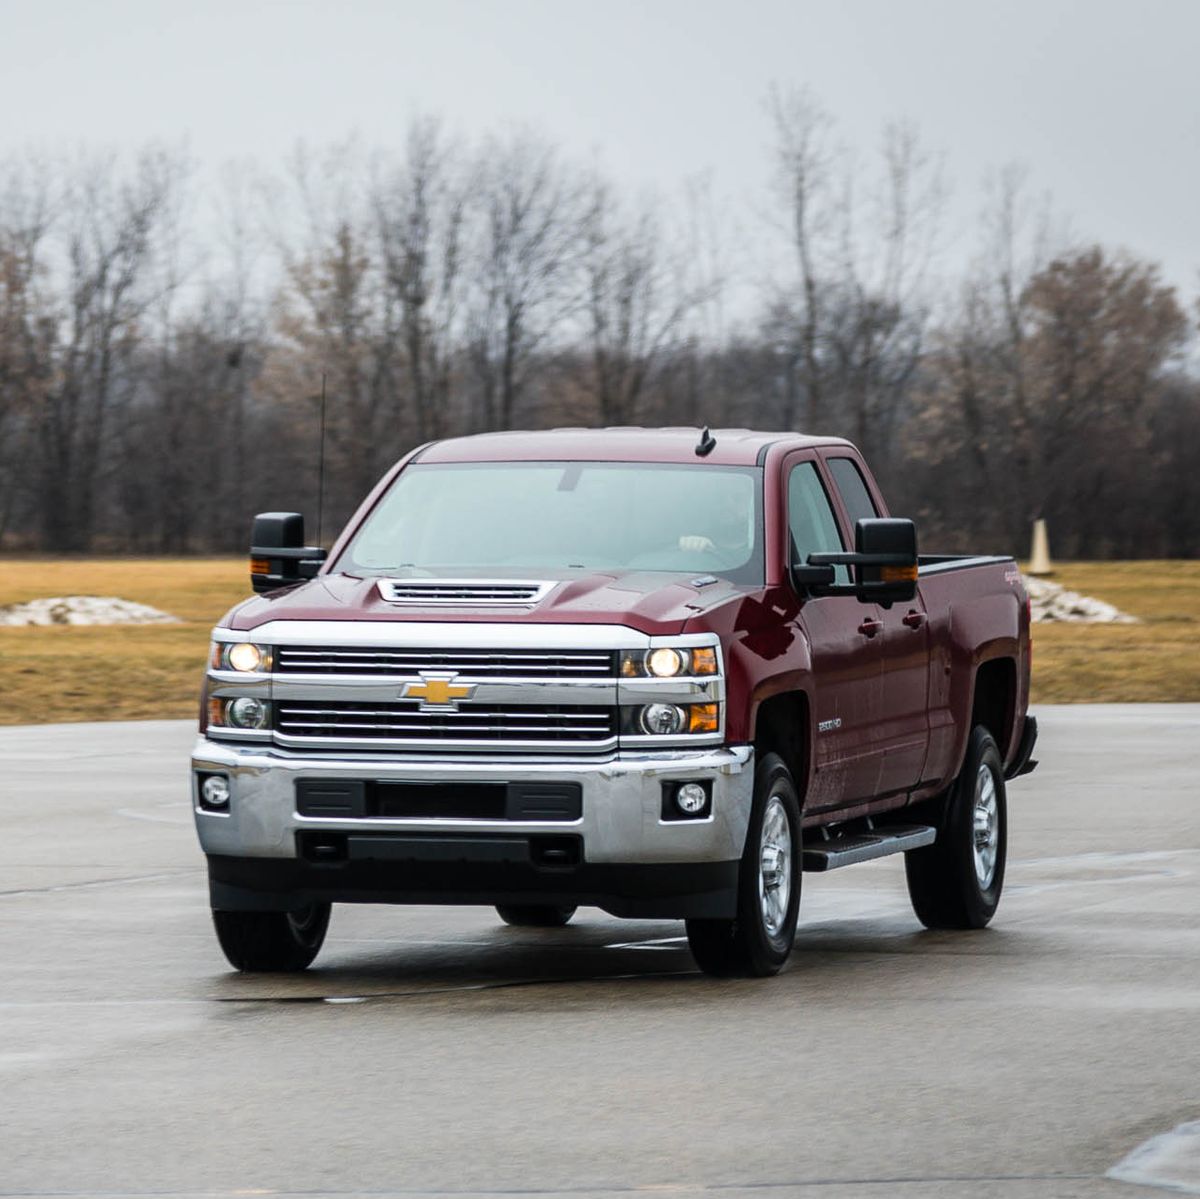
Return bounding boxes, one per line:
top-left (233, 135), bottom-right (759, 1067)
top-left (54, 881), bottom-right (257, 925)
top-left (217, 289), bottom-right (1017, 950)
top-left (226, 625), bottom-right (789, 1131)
top-left (0, 558), bottom-right (1197, 725)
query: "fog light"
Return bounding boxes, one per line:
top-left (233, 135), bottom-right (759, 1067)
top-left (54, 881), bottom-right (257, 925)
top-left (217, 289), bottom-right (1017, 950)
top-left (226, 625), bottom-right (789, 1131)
top-left (201, 775), bottom-right (230, 807)
top-left (640, 703), bottom-right (687, 735)
top-left (675, 782), bottom-right (708, 815)
top-left (227, 697), bottom-right (268, 729)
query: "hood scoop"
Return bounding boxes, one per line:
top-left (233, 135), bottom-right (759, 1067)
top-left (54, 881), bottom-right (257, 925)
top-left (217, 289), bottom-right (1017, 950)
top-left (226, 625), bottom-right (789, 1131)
top-left (376, 579), bottom-right (557, 606)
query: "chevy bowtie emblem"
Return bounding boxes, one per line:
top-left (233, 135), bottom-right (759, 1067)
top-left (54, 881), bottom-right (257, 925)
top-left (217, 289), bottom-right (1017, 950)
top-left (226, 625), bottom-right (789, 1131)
top-left (402, 671), bottom-right (475, 711)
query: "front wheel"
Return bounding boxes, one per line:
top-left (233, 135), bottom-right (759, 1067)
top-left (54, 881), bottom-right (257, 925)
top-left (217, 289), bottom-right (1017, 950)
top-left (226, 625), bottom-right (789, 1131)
top-left (212, 904), bottom-right (331, 972)
top-left (686, 752), bottom-right (801, 977)
top-left (905, 725), bottom-right (1007, 929)
top-left (495, 904), bottom-right (576, 928)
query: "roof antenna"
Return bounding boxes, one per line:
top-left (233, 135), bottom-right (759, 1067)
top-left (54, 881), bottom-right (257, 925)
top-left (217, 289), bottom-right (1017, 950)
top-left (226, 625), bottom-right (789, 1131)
top-left (316, 372), bottom-right (328, 546)
top-left (695, 425), bottom-right (716, 457)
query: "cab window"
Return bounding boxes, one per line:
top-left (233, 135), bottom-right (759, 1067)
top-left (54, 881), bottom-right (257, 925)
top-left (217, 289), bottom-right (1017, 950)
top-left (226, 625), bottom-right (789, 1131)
top-left (788, 462), bottom-right (849, 586)
top-left (827, 456), bottom-right (880, 527)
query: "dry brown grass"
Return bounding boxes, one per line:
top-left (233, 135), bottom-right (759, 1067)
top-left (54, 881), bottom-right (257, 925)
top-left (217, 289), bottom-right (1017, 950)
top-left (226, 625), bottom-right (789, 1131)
top-left (1027, 561), bottom-right (1200, 703)
top-left (0, 557), bottom-right (1196, 724)
top-left (0, 559), bottom-right (248, 725)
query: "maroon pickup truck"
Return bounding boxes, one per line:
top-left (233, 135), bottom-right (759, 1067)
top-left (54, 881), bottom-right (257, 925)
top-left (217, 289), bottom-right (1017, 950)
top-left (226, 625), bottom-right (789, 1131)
top-left (193, 428), bottom-right (1037, 977)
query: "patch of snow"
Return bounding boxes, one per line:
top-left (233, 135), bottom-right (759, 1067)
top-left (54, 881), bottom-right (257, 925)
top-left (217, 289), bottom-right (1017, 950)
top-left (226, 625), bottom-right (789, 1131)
top-left (0, 596), bottom-right (180, 627)
top-left (1024, 577), bottom-right (1137, 624)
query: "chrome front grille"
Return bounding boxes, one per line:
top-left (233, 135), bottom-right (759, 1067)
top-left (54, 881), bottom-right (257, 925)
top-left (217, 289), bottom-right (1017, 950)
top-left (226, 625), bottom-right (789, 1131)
top-left (275, 646), bottom-right (615, 679)
top-left (275, 702), bottom-right (617, 745)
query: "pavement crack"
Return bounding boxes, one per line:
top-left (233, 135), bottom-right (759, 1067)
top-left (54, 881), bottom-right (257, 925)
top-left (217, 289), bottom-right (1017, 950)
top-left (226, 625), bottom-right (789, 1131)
top-left (212, 968), bottom-right (701, 1005)
top-left (0, 868), bottom-right (200, 898)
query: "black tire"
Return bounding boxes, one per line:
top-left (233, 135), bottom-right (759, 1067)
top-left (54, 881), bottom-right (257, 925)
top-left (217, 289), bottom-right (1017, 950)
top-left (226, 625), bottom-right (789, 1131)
top-left (686, 752), bottom-right (801, 978)
top-left (212, 903), bottom-right (331, 972)
top-left (495, 904), bottom-right (577, 928)
top-left (905, 725), bottom-right (1007, 929)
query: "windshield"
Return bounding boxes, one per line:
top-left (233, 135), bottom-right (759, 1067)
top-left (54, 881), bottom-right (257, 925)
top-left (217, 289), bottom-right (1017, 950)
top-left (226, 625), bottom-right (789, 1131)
top-left (338, 461), bottom-right (763, 583)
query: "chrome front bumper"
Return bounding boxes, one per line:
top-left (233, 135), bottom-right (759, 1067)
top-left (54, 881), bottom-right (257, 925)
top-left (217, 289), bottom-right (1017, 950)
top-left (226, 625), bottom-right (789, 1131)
top-left (191, 738), bottom-right (755, 867)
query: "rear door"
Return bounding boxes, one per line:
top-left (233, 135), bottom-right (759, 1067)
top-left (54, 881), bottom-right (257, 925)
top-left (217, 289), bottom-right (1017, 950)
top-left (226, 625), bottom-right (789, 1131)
top-left (823, 453), bottom-right (931, 796)
top-left (785, 454), bottom-right (884, 809)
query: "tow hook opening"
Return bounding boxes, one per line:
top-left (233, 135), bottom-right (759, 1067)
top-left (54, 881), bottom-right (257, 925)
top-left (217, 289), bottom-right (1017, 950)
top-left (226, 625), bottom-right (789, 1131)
top-left (530, 835), bottom-right (582, 871)
top-left (299, 831), bottom-right (348, 864)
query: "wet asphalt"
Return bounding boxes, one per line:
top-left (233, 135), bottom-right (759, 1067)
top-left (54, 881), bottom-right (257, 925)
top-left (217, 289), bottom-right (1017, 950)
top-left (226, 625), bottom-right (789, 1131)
top-left (1, 705), bottom-right (1198, 1199)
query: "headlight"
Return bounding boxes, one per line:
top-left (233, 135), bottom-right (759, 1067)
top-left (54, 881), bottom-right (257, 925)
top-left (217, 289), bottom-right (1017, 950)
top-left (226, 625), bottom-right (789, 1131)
top-left (228, 697), bottom-right (268, 729)
top-left (620, 646), bottom-right (719, 678)
top-left (211, 642), bottom-right (272, 673)
top-left (647, 648), bottom-right (686, 678)
top-left (640, 703), bottom-right (687, 735)
top-left (622, 702), bottom-right (720, 737)
top-left (207, 696), bottom-right (271, 731)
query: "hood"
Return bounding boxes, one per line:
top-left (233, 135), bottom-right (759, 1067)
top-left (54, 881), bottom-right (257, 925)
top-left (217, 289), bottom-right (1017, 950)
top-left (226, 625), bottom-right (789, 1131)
top-left (222, 569), bottom-right (753, 636)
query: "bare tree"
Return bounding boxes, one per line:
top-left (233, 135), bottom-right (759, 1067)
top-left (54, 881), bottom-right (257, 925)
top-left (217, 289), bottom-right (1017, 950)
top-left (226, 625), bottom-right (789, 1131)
top-left (0, 113), bottom-right (1197, 561)
top-left (0, 157), bottom-right (55, 541)
top-left (466, 133), bottom-right (584, 430)
top-left (374, 118), bottom-right (470, 443)
top-left (19, 150), bottom-right (185, 550)
top-left (763, 88), bottom-right (943, 479)
top-left (268, 143), bottom-right (400, 516)
top-left (576, 180), bottom-right (705, 425)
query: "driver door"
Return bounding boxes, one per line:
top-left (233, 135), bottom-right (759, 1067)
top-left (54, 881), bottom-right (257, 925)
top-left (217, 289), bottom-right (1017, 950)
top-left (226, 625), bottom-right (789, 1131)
top-left (785, 456), bottom-right (885, 811)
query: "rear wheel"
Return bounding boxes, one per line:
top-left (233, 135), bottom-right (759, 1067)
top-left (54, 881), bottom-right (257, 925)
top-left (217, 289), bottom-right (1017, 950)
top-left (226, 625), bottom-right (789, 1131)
top-left (212, 903), bottom-right (331, 972)
top-left (905, 725), bottom-right (1007, 929)
top-left (495, 904), bottom-right (577, 928)
top-left (686, 752), bottom-right (801, 977)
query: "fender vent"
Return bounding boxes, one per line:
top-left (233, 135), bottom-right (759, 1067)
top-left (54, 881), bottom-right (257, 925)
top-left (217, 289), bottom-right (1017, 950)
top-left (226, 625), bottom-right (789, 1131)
top-left (377, 579), bottom-right (556, 606)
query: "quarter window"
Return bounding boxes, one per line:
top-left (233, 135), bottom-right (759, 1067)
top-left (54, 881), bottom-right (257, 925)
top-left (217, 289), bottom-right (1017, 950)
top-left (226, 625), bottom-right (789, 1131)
top-left (828, 457), bottom-right (880, 527)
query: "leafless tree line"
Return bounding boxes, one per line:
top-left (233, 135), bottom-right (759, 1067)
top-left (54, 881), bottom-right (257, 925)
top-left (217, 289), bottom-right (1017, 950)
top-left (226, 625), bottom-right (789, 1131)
top-left (1, 96), bottom-right (1197, 558)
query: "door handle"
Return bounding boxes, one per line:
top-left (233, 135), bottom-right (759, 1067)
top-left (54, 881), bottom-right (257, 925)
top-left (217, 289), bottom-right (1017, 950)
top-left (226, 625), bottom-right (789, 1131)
top-left (902, 610), bottom-right (926, 629)
top-left (857, 619), bottom-right (883, 638)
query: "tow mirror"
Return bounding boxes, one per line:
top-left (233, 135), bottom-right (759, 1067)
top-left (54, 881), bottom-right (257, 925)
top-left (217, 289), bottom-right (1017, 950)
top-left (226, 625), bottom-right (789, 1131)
top-left (850, 518), bottom-right (918, 605)
top-left (804, 517), bottom-right (918, 607)
top-left (249, 512), bottom-right (328, 594)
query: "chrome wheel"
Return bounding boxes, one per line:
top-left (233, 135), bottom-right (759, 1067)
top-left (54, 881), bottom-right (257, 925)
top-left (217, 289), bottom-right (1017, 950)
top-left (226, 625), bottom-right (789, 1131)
top-left (758, 794), bottom-right (793, 937)
top-left (973, 764), bottom-right (999, 890)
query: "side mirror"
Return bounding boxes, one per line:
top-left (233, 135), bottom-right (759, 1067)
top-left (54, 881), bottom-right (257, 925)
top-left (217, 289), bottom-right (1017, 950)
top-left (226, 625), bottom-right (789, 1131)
top-left (249, 512), bottom-right (328, 594)
top-left (804, 517), bottom-right (918, 607)
top-left (851, 517), bottom-right (918, 605)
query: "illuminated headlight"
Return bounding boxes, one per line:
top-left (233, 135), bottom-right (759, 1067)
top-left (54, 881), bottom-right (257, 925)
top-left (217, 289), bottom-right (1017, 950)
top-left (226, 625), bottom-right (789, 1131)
top-left (621, 646), bottom-right (718, 678)
top-left (208, 696), bottom-right (271, 731)
top-left (211, 642), bottom-right (272, 673)
top-left (647, 647), bottom-right (686, 678)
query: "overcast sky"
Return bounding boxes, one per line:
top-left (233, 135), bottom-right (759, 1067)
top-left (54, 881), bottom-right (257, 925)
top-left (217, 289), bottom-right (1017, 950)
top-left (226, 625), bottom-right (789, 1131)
top-left (2, 0), bottom-right (1197, 296)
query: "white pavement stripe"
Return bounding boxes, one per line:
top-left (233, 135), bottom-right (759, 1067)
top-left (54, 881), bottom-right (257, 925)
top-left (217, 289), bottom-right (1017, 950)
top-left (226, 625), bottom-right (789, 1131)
top-left (1109, 1120), bottom-right (1200, 1194)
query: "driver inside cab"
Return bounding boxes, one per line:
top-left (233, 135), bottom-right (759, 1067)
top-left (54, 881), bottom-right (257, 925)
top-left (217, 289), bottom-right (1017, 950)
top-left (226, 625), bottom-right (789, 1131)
top-left (677, 505), bottom-right (751, 566)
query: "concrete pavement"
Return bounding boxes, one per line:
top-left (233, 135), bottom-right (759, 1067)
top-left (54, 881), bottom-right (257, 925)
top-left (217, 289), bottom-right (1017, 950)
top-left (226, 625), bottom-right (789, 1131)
top-left (1, 706), bottom-right (1198, 1197)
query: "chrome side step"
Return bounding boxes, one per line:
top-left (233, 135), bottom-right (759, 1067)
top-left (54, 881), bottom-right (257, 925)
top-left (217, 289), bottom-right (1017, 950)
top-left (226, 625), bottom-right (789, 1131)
top-left (802, 823), bottom-right (936, 872)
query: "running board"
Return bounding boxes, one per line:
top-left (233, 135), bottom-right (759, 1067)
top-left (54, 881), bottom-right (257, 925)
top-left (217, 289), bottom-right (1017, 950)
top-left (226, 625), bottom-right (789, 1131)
top-left (802, 824), bottom-right (936, 872)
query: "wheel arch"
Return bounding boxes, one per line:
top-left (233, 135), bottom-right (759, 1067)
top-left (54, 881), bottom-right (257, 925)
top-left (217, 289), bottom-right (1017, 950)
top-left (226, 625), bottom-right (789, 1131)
top-left (969, 656), bottom-right (1018, 764)
top-left (749, 689), bottom-right (812, 808)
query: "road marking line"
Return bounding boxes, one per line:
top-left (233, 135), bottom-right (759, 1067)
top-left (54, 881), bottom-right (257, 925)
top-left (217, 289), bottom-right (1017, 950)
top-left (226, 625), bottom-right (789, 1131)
top-left (1109, 1119), bottom-right (1200, 1194)
top-left (604, 936), bottom-right (689, 951)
